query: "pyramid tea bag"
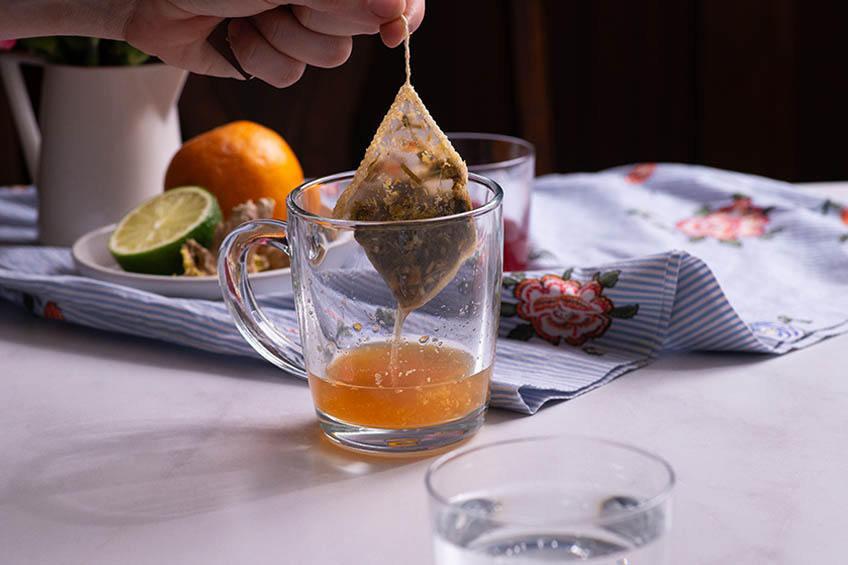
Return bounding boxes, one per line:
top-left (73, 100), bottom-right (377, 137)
top-left (333, 18), bottom-right (476, 314)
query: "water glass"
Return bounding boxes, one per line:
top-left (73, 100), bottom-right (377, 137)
top-left (448, 133), bottom-right (535, 272)
top-left (426, 436), bottom-right (675, 563)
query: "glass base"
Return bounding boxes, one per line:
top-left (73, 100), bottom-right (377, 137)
top-left (316, 406), bottom-right (487, 455)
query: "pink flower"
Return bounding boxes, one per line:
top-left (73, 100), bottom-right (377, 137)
top-left (0, 39), bottom-right (16, 50)
top-left (514, 276), bottom-right (613, 345)
top-left (626, 163), bottom-right (657, 184)
top-left (676, 197), bottom-right (769, 241)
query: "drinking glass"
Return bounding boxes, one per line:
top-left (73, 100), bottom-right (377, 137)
top-left (448, 133), bottom-right (535, 272)
top-left (426, 436), bottom-right (675, 563)
top-left (218, 172), bottom-right (503, 454)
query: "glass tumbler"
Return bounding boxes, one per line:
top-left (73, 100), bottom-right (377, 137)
top-left (218, 172), bottom-right (503, 454)
top-left (448, 133), bottom-right (535, 272)
top-left (426, 436), bottom-right (675, 563)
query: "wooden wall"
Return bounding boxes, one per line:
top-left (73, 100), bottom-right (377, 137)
top-left (2, 0), bottom-right (847, 185)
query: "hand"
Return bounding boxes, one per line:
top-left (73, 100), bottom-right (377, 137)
top-left (124, 0), bottom-right (425, 87)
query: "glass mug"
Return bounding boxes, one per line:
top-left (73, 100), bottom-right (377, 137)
top-left (218, 172), bottom-right (503, 454)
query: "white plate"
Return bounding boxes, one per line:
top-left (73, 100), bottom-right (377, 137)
top-left (71, 224), bottom-right (354, 300)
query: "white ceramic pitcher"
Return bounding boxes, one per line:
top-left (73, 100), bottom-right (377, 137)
top-left (0, 57), bottom-right (186, 246)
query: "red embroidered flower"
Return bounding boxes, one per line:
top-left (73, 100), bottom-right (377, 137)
top-left (676, 196), bottom-right (769, 241)
top-left (841, 207), bottom-right (848, 226)
top-left (514, 275), bottom-right (613, 345)
top-left (626, 163), bottom-right (657, 184)
top-left (0, 40), bottom-right (16, 50)
top-left (44, 301), bottom-right (64, 321)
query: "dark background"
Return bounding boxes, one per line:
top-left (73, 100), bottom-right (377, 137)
top-left (2, 0), bottom-right (846, 185)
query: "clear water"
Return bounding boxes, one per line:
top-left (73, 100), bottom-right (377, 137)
top-left (433, 533), bottom-right (664, 564)
top-left (432, 489), bottom-right (668, 564)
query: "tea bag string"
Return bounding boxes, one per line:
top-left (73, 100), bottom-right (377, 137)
top-left (402, 14), bottom-right (411, 85)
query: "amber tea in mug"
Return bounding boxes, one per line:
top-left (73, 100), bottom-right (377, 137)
top-left (219, 172), bottom-right (503, 453)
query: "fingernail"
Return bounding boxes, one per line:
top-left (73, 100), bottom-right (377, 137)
top-left (368, 0), bottom-right (405, 19)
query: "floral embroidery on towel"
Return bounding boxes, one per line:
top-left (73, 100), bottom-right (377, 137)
top-left (816, 199), bottom-right (848, 242)
top-left (676, 194), bottom-right (780, 246)
top-left (626, 163), bottom-right (657, 184)
top-left (502, 270), bottom-right (639, 346)
top-left (43, 301), bottom-right (64, 321)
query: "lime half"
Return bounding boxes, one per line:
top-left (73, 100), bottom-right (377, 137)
top-left (108, 186), bottom-right (222, 275)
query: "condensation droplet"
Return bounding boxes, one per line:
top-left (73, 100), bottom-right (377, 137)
top-left (418, 335), bottom-right (430, 344)
top-left (353, 322), bottom-right (362, 331)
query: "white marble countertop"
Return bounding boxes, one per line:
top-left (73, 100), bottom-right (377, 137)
top-left (1, 183), bottom-right (846, 564)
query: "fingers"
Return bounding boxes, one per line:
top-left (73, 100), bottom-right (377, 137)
top-left (250, 8), bottom-right (353, 69)
top-left (291, 5), bottom-right (380, 37)
top-left (291, 0), bottom-right (405, 21)
top-left (379, 0), bottom-right (425, 47)
top-left (228, 19), bottom-right (306, 87)
top-left (212, 0), bottom-right (425, 87)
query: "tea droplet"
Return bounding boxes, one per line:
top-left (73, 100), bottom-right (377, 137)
top-left (418, 335), bottom-right (430, 344)
top-left (353, 322), bottom-right (363, 331)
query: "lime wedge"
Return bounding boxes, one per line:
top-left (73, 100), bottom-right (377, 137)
top-left (108, 186), bottom-right (223, 275)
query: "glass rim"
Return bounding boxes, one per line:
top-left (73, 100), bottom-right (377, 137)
top-left (286, 171), bottom-right (503, 228)
top-left (424, 435), bottom-right (676, 529)
top-left (446, 132), bottom-right (536, 172)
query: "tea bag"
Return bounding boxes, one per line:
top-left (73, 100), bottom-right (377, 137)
top-left (333, 18), bottom-right (476, 314)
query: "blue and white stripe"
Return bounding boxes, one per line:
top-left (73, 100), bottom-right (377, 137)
top-left (3, 162), bottom-right (847, 414)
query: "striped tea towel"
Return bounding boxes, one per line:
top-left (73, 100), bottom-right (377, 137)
top-left (2, 163), bottom-right (848, 414)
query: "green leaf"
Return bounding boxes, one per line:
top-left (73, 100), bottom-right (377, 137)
top-left (591, 271), bottom-right (601, 281)
top-left (598, 270), bottom-right (620, 288)
top-left (56, 37), bottom-right (96, 65)
top-left (822, 199), bottom-right (834, 214)
top-left (562, 267), bottom-right (574, 281)
top-left (840, 233), bottom-right (848, 243)
top-left (731, 193), bottom-right (747, 201)
top-left (688, 236), bottom-right (706, 242)
top-left (760, 227), bottom-right (784, 240)
top-left (608, 304), bottom-right (639, 319)
top-left (84, 37), bottom-right (100, 66)
top-left (19, 36), bottom-right (150, 66)
top-left (101, 40), bottom-right (151, 66)
top-left (777, 315), bottom-right (812, 325)
top-left (528, 249), bottom-right (556, 261)
top-left (506, 324), bottom-right (535, 341)
top-left (500, 301), bottom-right (517, 317)
top-left (375, 308), bottom-right (395, 329)
top-left (503, 273), bottom-right (526, 287)
top-left (335, 321), bottom-right (352, 340)
top-left (582, 345), bottom-right (605, 356)
top-left (694, 204), bottom-right (711, 216)
top-left (719, 238), bottom-right (742, 247)
top-left (18, 37), bottom-right (60, 61)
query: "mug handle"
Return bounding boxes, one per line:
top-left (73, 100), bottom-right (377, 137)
top-left (218, 219), bottom-right (307, 378)
top-left (0, 54), bottom-right (43, 182)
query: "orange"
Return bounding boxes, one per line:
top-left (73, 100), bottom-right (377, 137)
top-left (164, 121), bottom-right (305, 221)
